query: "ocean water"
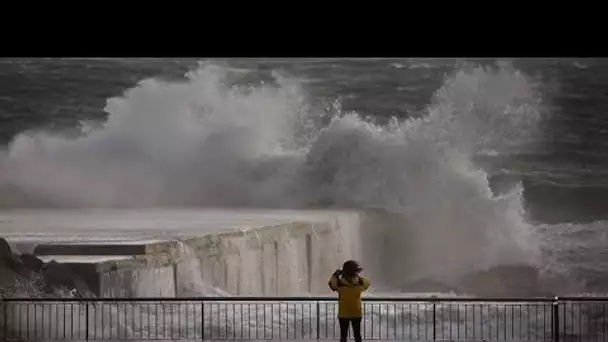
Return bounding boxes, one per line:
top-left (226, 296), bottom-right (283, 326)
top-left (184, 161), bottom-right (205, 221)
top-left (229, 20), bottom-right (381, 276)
top-left (1, 58), bottom-right (607, 340)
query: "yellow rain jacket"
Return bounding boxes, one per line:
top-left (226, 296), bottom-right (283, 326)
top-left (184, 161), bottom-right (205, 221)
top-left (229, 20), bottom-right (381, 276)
top-left (328, 274), bottom-right (371, 318)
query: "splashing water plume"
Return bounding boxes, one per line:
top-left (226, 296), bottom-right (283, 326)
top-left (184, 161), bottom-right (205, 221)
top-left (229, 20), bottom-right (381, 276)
top-left (0, 62), bottom-right (552, 291)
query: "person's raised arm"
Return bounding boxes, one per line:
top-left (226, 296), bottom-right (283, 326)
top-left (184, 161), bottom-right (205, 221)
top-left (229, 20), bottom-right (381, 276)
top-left (327, 269), bottom-right (342, 291)
top-left (359, 277), bottom-right (371, 292)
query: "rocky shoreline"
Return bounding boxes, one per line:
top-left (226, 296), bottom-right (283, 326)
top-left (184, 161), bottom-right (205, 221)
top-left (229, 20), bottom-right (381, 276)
top-left (0, 238), bottom-right (94, 298)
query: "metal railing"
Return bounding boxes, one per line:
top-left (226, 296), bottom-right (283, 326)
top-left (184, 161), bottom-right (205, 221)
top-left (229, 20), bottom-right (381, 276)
top-left (0, 297), bottom-right (605, 341)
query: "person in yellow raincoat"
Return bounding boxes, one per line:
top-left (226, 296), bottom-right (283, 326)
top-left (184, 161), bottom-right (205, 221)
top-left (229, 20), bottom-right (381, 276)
top-left (327, 260), bottom-right (370, 342)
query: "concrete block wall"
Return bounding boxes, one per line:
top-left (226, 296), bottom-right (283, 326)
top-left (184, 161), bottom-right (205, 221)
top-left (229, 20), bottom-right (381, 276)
top-left (176, 224), bottom-right (317, 296)
top-left (171, 211), bottom-right (364, 297)
top-left (91, 210), bottom-right (368, 298)
top-left (98, 254), bottom-right (176, 297)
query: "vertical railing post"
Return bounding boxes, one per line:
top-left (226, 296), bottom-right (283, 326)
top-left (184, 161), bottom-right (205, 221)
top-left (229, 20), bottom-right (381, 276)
top-left (432, 301), bottom-right (437, 341)
top-left (1, 300), bottom-right (5, 342)
top-left (85, 301), bottom-right (89, 342)
top-left (3, 300), bottom-right (7, 342)
top-left (201, 300), bottom-right (205, 341)
top-left (553, 297), bottom-right (560, 342)
top-left (316, 300), bottom-right (320, 341)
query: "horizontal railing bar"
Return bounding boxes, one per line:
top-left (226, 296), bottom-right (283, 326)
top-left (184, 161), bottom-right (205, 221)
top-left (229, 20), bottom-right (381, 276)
top-left (2, 296), bottom-right (601, 302)
top-left (558, 296), bottom-right (608, 301)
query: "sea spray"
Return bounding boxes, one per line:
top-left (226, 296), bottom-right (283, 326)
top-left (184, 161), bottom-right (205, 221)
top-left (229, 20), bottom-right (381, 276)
top-left (0, 62), bottom-right (547, 291)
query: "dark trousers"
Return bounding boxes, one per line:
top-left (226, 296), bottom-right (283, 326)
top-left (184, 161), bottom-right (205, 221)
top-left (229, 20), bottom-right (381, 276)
top-left (338, 317), bottom-right (362, 342)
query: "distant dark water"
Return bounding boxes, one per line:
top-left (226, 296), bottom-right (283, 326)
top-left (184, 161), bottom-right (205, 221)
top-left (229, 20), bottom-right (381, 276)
top-left (1, 57), bottom-right (608, 223)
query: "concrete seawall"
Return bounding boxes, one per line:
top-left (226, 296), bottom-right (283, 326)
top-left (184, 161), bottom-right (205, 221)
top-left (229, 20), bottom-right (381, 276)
top-left (174, 214), bottom-right (362, 296)
top-left (1, 209), bottom-right (365, 297)
top-left (101, 212), bottom-right (364, 297)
